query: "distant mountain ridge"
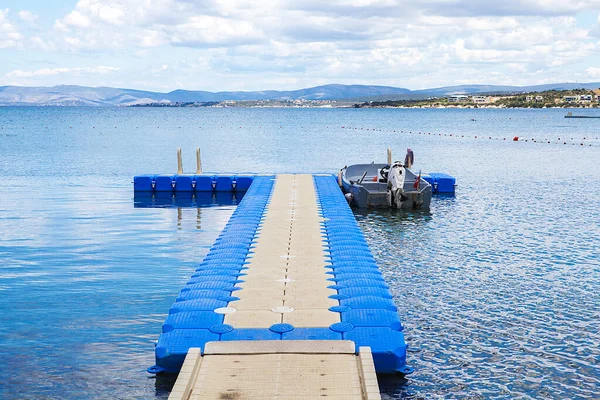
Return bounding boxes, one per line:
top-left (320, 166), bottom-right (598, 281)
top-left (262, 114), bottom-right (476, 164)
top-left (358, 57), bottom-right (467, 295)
top-left (0, 84), bottom-right (411, 106)
top-left (0, 82), bottom-right (599, 106)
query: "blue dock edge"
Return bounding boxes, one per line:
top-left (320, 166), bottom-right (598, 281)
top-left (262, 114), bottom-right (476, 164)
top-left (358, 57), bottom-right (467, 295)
top-left (133, 174), bottom-right (255, 193)
top-left (134, 172), bottom-right (456, 195)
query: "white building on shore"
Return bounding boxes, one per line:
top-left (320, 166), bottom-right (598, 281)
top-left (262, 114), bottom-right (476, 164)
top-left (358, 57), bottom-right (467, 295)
top-left (448, 95), bottom-right (469, 103)
top-left (471, 96), bottom-right (488, 103)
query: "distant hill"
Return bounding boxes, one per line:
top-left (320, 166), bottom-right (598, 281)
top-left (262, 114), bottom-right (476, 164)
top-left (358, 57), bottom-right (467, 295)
top-left (1, 82), bottom-right (599, 106)
top-left (0, 84), bottom-right (411, 106)
top-left (166, 84), bottom-right (412, 102)
top-left (0, 85), bottom-right (167, 106)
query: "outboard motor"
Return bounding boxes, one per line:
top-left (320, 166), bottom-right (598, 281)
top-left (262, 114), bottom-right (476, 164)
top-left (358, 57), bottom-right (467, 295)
top-left (387, 162), bottom-right (408, 208)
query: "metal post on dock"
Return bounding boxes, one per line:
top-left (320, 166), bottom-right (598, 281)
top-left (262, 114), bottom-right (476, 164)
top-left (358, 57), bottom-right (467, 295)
top-left (176, 148), bottom-right (183, 174)
top-left (196, 148), bottom-right (202, 174)
top-left (387, 148), bottom-right (392, 165)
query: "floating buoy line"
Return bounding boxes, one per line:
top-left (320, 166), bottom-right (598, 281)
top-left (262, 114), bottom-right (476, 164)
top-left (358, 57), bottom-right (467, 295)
top-left (340, 126), bottom-right (598, 147)
top-left (1, 124), bottom-right (597, 147)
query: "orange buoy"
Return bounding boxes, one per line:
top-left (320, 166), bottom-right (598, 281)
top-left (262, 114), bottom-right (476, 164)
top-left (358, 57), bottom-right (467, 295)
top-left (513, 136), bottom-right (519, 141)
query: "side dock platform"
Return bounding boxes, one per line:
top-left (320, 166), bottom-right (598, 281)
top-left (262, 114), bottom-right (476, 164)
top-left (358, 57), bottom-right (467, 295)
top-left (137, 174), bottom-right (412, 399)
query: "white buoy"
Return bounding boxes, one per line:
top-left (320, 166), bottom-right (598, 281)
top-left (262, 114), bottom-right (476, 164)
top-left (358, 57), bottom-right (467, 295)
top-left (177, 148), bottom-right (183, 174)
top-left (196, 148), bottom-right (202, 174)
top-left (387, 148), bottom-right (392, 165)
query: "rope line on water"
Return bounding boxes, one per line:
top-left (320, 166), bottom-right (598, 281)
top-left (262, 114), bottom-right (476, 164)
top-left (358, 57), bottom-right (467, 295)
top-left (340, 126), bottom-right (598, 147)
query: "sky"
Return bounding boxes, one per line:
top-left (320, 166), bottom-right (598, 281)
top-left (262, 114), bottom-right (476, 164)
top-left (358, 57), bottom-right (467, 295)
top-left (1, 0), bottom-right (600, 92)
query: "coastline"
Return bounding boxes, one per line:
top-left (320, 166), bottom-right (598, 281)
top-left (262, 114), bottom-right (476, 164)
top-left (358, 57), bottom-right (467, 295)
top-left (358, 105), bottom-right (600, 109)
top-left (2, 102), bottom-right (600, 109)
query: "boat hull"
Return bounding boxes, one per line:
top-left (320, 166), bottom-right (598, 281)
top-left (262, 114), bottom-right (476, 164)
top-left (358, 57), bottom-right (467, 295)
top-left (348, 183), bottom-right (390, 208)
top-left (341, 163), bottom-right (432, 210)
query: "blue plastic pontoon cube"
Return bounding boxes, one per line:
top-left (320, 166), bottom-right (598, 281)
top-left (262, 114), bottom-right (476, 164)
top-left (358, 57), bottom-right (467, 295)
top-left (154, 175), bottom-right (175, 192)
top-left (194, 175), bottom-right (214, 192)
top-left (174, 175), bottom-right (194, 192)
top-left (215, 176), bottom-right (234, 192)
top-left (133, 175), bottom-right (154, 192)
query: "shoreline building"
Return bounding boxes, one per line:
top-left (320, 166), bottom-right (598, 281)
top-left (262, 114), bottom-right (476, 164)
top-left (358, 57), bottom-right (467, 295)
top-left (471, 96), bottom-right (488, 104)
top-left (448, 95), bottom-right (469, 103)
top-left (563, 95), bottom-right (578, 103)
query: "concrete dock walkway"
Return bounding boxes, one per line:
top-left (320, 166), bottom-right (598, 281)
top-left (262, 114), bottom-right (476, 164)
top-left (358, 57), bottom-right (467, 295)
top-left (224, 174), bottom-right (338, 329)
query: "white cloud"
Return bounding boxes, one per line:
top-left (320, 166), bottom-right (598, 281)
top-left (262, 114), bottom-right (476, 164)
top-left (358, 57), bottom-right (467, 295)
top-left (18, 10), bottom-right (39, 27)
top-left (151, 64), bottom-right (169, 73)
top-left (54, 0), bottom-right (192, 30)
top-left (0, 9), bottom-right (24, 48)
top-left (61, 10), bottom-right (92, 29)
top-left (586, 66), bottom-right (600, 78)
top-left (280, 0), bottom-right (600, 19)
top-left (136, 29), bottom-right (167, 48)
top-left (30, 36), bottom-right (55, 51)
top-left (5, 0), bottom-right (600, 90)
top-left (52, 0), bottom-right (266, 49)
top-left (169, 15), bottom-right (264, 47)
top-left (5, 66), bottom-right (119, 78)
top-left (86, 1), bottom-right (126, 25)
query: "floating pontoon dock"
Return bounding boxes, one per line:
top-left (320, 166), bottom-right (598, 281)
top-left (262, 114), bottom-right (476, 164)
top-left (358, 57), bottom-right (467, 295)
top-left (169, 341), bottom-right (380, 399)
top-left (135, 173), bottom-right (413, 399)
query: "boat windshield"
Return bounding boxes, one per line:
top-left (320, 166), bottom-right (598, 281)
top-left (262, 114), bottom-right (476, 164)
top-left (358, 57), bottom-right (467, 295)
top-left (346, 164), bottom-right (388, 182)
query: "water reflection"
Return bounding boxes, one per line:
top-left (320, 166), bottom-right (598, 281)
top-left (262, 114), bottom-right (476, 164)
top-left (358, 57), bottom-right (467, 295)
top-left (351, 192), bottom-right (459, 223)
top-left (353, 207), bottom-right (434, 229)
top-left (133, 192), bottom-right (244, 208)
top-left (154, 374), bottom-right (177, 397)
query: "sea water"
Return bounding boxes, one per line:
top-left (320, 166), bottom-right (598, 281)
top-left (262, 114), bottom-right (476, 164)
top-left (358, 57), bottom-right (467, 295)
top-left (0, 107), bottom-right (598, 399)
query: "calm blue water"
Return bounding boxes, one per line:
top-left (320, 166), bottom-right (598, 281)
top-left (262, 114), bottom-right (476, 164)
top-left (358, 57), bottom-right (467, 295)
top-left (0, 107), bottom-right (598, 399)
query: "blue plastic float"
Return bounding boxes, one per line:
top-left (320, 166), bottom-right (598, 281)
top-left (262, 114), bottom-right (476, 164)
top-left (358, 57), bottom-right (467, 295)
top-left (133, 174), bottom-right (257, 193)
top-left (134, 172), bottom-right (455, 195)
